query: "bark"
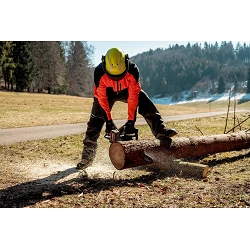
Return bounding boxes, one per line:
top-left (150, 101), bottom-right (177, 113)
top-left (109, 131), bottom-right (250, 171)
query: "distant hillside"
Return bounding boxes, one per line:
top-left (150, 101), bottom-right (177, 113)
top-left (152, 89), bottom-right (250, 106)
top-left (131, 42), bottom-right (250, 98)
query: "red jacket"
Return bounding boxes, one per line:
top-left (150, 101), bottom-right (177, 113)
top-left (94, 61), bottom-right (141, 121)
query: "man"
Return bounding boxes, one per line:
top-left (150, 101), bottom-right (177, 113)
top-left (76, 47), bottom-right (177, 170)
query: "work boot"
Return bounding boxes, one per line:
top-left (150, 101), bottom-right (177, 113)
top-left (156, 128), bottom-right (178, 140)
top-left (76, 140), bottom-right (97, 170)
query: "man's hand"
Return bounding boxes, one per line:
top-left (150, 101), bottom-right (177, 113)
top-left (105, 120), bottom-right (117, 134)
top-left (124, 120), bottom-right (136, 135)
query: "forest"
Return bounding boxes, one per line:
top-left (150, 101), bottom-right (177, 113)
top-left (0, 41), bottom-right (94, 96)
top-left (131, 41), bottom-right (250, 98)
top-left (0, 41), bottom-right (250, 98)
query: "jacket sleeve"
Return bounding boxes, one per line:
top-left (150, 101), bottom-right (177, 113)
top-left (96, 79), bottom-right (112, 120)
top-left (127, 63), bottom-right (141, 121)
top-left (94, 64), bottom-right (112, 121)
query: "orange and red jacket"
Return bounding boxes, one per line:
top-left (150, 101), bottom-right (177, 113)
top-left (93, 61), bottom-right (141, 121)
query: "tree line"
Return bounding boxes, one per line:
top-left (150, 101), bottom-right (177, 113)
top-left (131, 41), bottom-right (250, 98)
top-left (1, 41), bottom-right (250, 98)
top-left (0, 41), bottom-right (94, 96)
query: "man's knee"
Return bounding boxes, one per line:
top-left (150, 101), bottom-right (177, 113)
top-left (138, 90), bottom-right (155, 115)
top-left (139, 90), bottom-right (149, 101)
top-left (83, 138), bottom-right (98, 147)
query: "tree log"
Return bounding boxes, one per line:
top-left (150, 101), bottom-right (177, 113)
top-left (167, 160), bottom-right (211, 178)
top-left (109, 131), bottom-right (250, 171)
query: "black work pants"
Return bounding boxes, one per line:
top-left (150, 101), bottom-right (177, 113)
top-left (83, 89), bottom-right (166, 143)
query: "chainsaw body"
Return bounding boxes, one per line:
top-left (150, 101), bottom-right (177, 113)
top-left (105, 126), bottom-right (153, 168)
top-left (104, 126), bottom-right (138, 142)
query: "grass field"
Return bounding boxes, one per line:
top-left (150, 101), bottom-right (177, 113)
top-left (0, 91), bottom-right (250, 208)
top-left (1, 91), bottom-right (250, 129)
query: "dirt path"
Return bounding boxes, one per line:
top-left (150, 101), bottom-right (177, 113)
top-left (1, 110), bottom-right (249, 146)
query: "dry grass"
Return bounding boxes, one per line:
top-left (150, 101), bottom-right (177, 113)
top-left (1, 91), bottom-right (249, 129)
top-left (0, 92), bottom-right (92, 128)
top-left (0, 91), bottom-right (250, 208)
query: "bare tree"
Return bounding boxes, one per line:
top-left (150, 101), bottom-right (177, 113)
top-left (30, 42), bottom-right (67, 93)
top-left (66, 41), bottom-right (93, 97)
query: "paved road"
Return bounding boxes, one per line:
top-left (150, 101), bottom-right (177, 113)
top-left (0, 110), bottom-right (249, 146)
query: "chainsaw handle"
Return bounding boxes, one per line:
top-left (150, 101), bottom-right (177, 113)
top-left (105, 128), bottom-right (138, 143)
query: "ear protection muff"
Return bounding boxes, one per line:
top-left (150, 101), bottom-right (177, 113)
top-left (101, 54), bottom-right (129, 73)
top-left (125, 54), bottom-right (129, 71)
top-left (101, 55), bottom-right (106, 72)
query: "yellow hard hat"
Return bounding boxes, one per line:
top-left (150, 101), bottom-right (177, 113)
top-left (103, 48), bottom-right (128, 79)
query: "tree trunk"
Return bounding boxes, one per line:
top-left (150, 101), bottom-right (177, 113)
top-left (109, 131), bottom-right (250, 171)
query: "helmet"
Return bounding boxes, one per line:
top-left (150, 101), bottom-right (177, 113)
top-left (102, 48), bottom-right (128, 80)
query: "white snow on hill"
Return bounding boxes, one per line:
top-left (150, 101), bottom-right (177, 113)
top-left (152, 92), bottom-right (250, 106)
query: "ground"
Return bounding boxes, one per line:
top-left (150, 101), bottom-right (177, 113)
top-left (1, 132), bottom-right (250, 208)
top-left (0, 92), bottom-right (249, 208)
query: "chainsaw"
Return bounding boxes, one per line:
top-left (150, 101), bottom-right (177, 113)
top-left (105, 125), bottom-right (154, 165)
top-left (104, 125), bottom-right (138, 143)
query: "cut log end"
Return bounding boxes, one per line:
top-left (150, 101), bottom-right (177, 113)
top-left (109, 142), bottom-right (125, 170)
top-left (109, 142), bottom-right (152, 170)
top-left (203, 166), bottom-right (211, 178)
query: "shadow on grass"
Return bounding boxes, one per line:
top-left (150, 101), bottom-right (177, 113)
top-left (237, 94), bottom-right (250, 105)
top-left (198, 150), bottom-right (250, 167)
top-left (2, 148), bottom-right (250, 208)
top-left (0, 164), bottom-right (195, 208)
top-left (207, 94), bottom-right (225, 104)
top-left (0, 167), bottom-right (79, 208)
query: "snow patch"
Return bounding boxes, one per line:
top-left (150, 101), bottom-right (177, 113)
top-left (152, 92), bottom-right (250, 106)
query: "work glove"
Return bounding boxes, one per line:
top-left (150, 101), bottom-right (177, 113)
top-left (124, 120), bottom-right (137, 135)
top-left (105, 119), bottom-right (117, 134)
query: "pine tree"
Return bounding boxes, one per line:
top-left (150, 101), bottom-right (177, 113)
top-left (30, 41), bottom-right (49, 92)
top-left (218, 74), bottom-right (226, 94)
top-left (1, 42), bottom-right (16, 90)
top-left (13, 42), bottom-right (35, 91)
top-left (247, 67), bottom-right (250, 93)
top-left (233, 74), bottom-right (238, 94)
top-left (160, 77), bottom-right (167, 96)
top-left (57, 42), bottom-right (68, 94)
